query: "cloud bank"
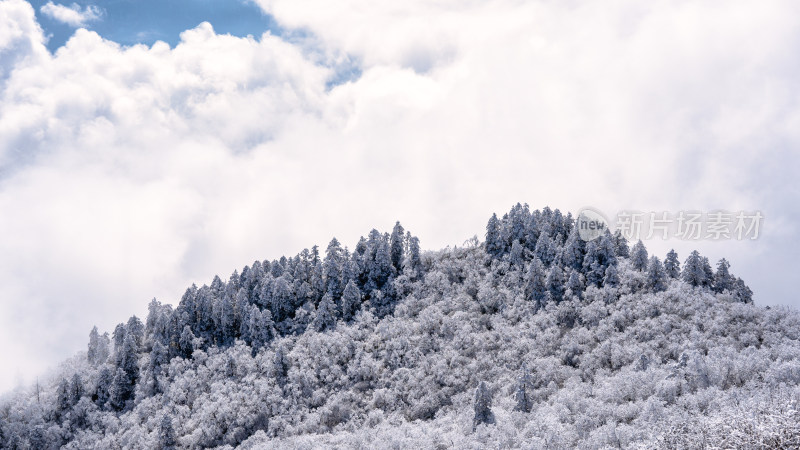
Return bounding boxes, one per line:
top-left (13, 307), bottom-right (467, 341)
top-left (0, 0), bottom-right (799, 393)
top-left (39, 1), bottom-right (100, 27)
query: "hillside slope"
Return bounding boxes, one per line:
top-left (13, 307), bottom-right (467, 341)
top-left (2, 205), bottom-right (799, 449)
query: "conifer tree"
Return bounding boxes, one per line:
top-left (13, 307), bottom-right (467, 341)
top-left (713, 258), bottom-right (734, 293)
top-left (473, 381), bottom-right (495, 431)
top-left (525, 258), bottom-right (548, 308)
top-left (341, 280), bottom-right (362, 322)
top-left (646, 256), bottom-right (668, 292)
top-left (664, 249), bottom-right (680, 279)
top-left (631, 240), bottom-right (649, 271)
top-left (682, 250), bottom-right (707, 287)
top-left (390, 221), bottom-right (406, 272)
top-left (485, 213), bottom-right (503, 257)
top-left (604, 264), bottom-right (620, 288)
top-left (312, 293), bottom-right (337, 332)
top-left (546, 265), bottom-right (565, 303)
top-left (513, 364), bottom-right (532, 413)
top-left (158, 414), bottom-right (177, 450)
top-left (566, 270), bottom-right (584, 299)
top-left (613, 230), bottom-right (630, 258)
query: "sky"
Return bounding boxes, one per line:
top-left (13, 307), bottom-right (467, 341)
top-left (0, 0), bottom-right (799, 393)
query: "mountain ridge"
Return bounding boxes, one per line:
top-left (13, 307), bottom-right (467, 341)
top-left (2, 204), bottom-right (798, 449)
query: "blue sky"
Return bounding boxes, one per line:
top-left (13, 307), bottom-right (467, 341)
top-left (1, 0), bottom-right (799, 394)
top-left (30, 0), bottom-right (277, 51)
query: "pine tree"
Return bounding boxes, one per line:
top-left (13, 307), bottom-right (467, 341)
top-left (94, 366), bottom-right (113, 409)
top-left (404, 234), bottom-right (422, 278)
top-left (270, 275), bottom-right (295, 323)
top-left (485, 213), bottom-right (503, 257)
top-left (312, 293), bottom-right (337, 332)
top-left (324, 238), bottom-right (345, 300)
top-left (525, 258), bottom-right (548, 308)
top-left (604, 264), bottom-right (620, 288)
top-left (566, 270), bottom-right (584, 299)
top-left (534, 233), bottom-right (556, 267)
top-left (55, 378), bottom-right (71, 420)
top-left (390, 221), bottom-right (405, 272)
top-left (513, 364), bottom-right (532, 413)
top-left (613, 230), bottom-right (630, 258)
top-left (108, 367), bottom-right (132, 411)
top-left (69, 373), bottom-right (84, 406)
top-left (701, 257), bottom-right (714, 288)
top-left (733, 277), bottom-right (753, 303)
top-left (473, 381), bottom-right (495, 431)
top-left (126, 316), bottom-right (144, 349)
top-left (158, 414), bottom-right (177, 450)
top-left (560, 227), bottom-right (585, 271)
top-left (682, 250), bottom-right (707, 287)
top-left (546, 265), bottom-right (565, 303)
top-left (664, 249), bottom-right (680, 279)
top-left (646, 256), bottom-right (668, 292)
top-left (341, 280), bottom-right (362, 322)
top-left (273, 345), bottom-right (290, 386)
top-left (509, 239), bottom-right (525, 266)
top-left (713, 258), bottom-right (734, 293)
top-left (178, 325), bottom-right (196, 359)
top-left (88, 326), bottom-right (100, 365)
top-left (631, 240), bottom-right (648, 271)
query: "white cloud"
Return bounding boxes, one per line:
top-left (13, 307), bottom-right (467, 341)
top-left (40, 1), bottom-right (100, 27)
top-left (1, 0), bottom-right (800, 393)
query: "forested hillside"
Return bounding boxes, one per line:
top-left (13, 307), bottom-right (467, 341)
top-left (2, 205), bottom-right (799, 449)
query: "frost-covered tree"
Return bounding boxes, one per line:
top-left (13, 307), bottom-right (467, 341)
top-left (603, 264), bottom-right (620, 289)
top-left (534, 233), bottom-right (556, 267)
top-left (312, 293), bottom-right (337, 332)
top-left (646, 256), bottom-right (668, 292)
top-left (404, 234), bottom-right (422, 278)
top-left (390, 221), bottom-right (405, 272)
top-left (525, 258), bottom-right (547, 308)
top-left (485, 213), bottom-right (503, 257)
top-left (70, 373), bottom-right (84, 406)
top-left (565, 270), bottom-right (584, 299)
top-left (158, 414), bottom-right (177, 450)
top-left (613, 230), bottom-right (630, 258)
top-left (55, 378), bottom-right (71, 421)
top-left (682, 250), bottom-right (707, 288)
top-left (94, 366), bottom-right (113, 409)
top-left (126, 315), bottom-right (144, 349)
top-left (664, 249), bottom-right (680, 279)
top-left (546, 265), bottom-right (565, 303)
top-left (583, 235), bottom-right (617, 287)
top-left (631, 240), bottom-right (648, 271)
top-left (473, 381), bottom-right (495, 431)
top-left (270, 275), bottom-right (295, 323)
top-left (513, 364), bottom-right (532, 413)
top-left (560, 227), bottom-right (585, 270)
top-left (88, 327), bottom-right (110, 366)
top-left (324, 238), bottom-right (345, 301)
top-left (341, 280), bottom-right (362, 322)
top-left (178, 325), bottom-right (196, 358)
top-left (713, 258), bottom-right (734, 293)
top-left (509, 239), bottom-right (525, 266)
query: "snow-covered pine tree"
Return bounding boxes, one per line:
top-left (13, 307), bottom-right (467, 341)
top-left (513, 364), bottom-right (532, 413)
top-left (664, 249), bottom-right (680, 279)
top-left (631, 240), bottom-right (648, 271)
top-left (390, 221), bottom-right (405, 273)
top-left (312, 293), bottom-right (337, 332)
top-left (646, 256), bottom-right (668, 292)
top-left (485, 213), bottom-right (503, 258)
top-left (473, 381), bottom-right (495, 431)
top-left (682, 250), bottom-right (707, 287)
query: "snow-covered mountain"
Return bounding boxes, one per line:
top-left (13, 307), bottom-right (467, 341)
top-left (2, 204), bottom-right (799, 449)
